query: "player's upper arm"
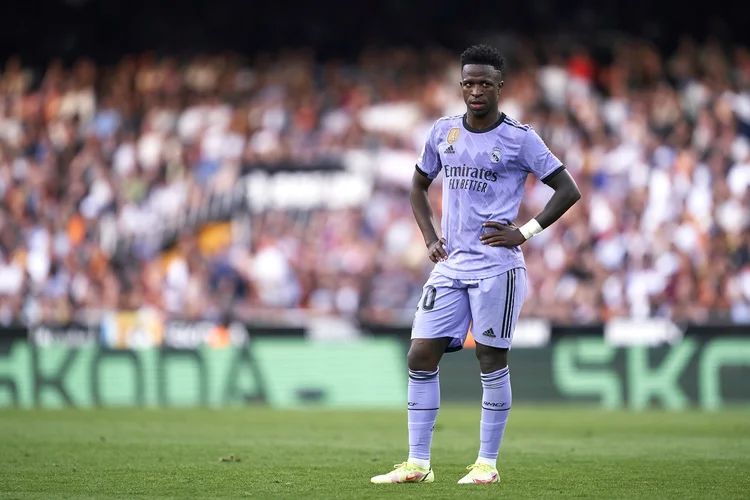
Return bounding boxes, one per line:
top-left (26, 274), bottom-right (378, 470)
top-left (415, 123), bottom-right (442, 180)
top-left (518, 129), bottom-right (564, 182)
top-left (412, 167), bottom-right (433, 191)
top-left (542, 168), bottom-right (581, 201)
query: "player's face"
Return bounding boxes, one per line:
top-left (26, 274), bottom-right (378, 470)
top-left (461, 64), bottom-right (503, 118)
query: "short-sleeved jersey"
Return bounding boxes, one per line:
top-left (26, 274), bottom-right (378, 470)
top-left (416, 113), bottom-right (564, 280)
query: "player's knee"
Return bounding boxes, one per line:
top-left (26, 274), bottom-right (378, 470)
top-left (407, 340), bottom-right (443, 372)
top-left (475, 344), bottom-right (508, 373)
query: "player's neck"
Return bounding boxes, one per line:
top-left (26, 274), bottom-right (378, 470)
top-left (464, 109), bottom-right (503, 132)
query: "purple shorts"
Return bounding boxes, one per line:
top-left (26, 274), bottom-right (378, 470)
top-left (411, 267), bottom-right (527, 352)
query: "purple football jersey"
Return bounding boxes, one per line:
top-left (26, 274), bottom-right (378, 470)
top-left (416, 113), bottom-right (564, 279)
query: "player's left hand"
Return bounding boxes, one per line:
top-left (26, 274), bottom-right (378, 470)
top-left (480, 221), bottom-right (526, 247)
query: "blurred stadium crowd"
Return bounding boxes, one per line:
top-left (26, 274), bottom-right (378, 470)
top-left (1, 35), bottom-right (750, 327)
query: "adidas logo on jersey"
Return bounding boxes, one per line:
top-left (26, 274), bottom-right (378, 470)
top-left (444, 145), bottom-right (455, 154)
top-left (482, 328), bottom-right (496, 338)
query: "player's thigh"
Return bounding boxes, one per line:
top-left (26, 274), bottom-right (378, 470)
top-left (468, 267), bottom-right (527, 349)
top-left (412, 272), bottom-right (471, 352)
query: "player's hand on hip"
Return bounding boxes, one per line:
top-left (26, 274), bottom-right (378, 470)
top-left (480, 221), bottom-right (526, 247)
top-left (427, 237), bottom-right (448, 263)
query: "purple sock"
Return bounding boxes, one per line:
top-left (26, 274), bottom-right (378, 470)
top-left (477, 367), bottom-right (511, 466)
top-left (407, 369), bottom-right (440, 465)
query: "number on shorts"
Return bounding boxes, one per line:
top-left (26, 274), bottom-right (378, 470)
top-left (421, 285), bottom-right (437, 311)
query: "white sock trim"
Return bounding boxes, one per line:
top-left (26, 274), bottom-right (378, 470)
top-left (476, 456), bottom-right (497, 468)
top-left (407, 457), bottom-right (430, 469)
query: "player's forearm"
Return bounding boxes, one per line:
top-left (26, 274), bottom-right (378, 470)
top-left (410, 186), bottom-right (440, 246)
top-left (525, 169), bottom-right (581, 232)
top-left (534, 186), bottom-right (581, 229)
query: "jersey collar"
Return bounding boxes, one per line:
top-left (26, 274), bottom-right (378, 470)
top-left (462, 112), bottom-right (506, 134)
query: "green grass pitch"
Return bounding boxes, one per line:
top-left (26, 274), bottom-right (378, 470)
top-left (1, 406), bottom-right (748, 499)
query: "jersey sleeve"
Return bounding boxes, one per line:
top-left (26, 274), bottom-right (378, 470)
top-left (518, 128), bottom-right (564, 182)
top-left (415, 123), bottom-right (442, 179)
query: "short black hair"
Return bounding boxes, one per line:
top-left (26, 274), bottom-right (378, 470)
top-left (460, 44), bottom-right (506, 76)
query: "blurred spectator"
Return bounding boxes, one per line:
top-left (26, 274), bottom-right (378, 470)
top-left (1, 35), bottom-right (749, 327)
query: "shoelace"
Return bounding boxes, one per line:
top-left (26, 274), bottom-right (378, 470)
top-left (466, 463), bottom-right (494, 473)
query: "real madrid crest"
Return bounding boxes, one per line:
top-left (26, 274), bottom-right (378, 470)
top-left (490, 146), bottom-right (502, 163)
top-left (447, 128), bottom-right (460, 144)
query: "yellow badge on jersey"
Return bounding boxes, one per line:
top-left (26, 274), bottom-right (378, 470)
top-left (447, 128), bottom-right (460, 144)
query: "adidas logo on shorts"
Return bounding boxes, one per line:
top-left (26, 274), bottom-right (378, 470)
top-left (482, 328), bottom-right (496, 338)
